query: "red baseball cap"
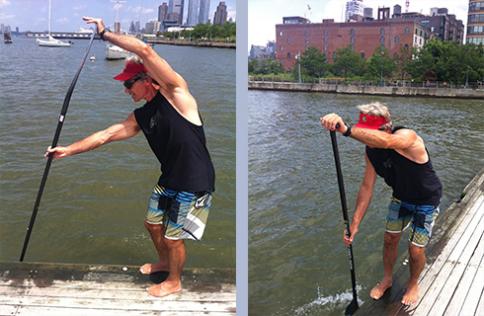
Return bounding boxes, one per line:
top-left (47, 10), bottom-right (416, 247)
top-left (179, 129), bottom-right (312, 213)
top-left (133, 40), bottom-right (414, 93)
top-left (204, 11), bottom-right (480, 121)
top-left (354, 112), bottom-right (389, 130)
top-left (113, 61), bottom-right (147, 81)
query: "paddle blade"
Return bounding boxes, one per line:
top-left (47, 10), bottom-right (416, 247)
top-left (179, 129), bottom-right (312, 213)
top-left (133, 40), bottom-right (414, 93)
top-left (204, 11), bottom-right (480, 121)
top-left (345, 298), bottom-right (359, 315)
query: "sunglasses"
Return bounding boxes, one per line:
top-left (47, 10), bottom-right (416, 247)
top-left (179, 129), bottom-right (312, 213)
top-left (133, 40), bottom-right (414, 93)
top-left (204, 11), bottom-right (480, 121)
top-left (123, 73), bottom-right (147, 89)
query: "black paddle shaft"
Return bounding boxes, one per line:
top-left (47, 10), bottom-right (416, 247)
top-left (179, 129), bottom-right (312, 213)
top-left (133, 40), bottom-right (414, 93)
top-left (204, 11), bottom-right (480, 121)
top-left (19, 32), bottom-right (95, 262)
top-left (329, 131), bottom-right (359, 315)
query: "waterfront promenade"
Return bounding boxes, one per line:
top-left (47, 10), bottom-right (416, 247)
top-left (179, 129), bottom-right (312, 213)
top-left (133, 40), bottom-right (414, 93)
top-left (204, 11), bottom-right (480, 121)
top-left (248, 80), bottom-right (484, 99)
top-left (0, 262), bottom-right (236, 315)
top-left (356, 169), bottom-right (484, 316)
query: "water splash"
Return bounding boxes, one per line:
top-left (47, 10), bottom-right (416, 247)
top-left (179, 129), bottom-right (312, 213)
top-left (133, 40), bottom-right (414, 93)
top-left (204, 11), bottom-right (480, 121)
top-left (294, 284), bottom-right (363, 315)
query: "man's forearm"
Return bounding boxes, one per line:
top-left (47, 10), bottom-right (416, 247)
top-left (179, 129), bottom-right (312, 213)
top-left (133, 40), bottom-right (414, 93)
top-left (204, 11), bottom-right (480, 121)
top-left (66, 130), bottom-right (109, 156)
top-left (349, 127), bottom-right (391, 149)
top-left (351, 185), bottom-right (373, 228)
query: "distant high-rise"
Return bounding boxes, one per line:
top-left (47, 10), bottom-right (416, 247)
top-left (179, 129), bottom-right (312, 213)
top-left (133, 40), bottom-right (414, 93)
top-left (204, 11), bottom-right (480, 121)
top-left (467, 0), bottom-right (484, 45)
top-left (168, 0), bottom-right (184, 25)
top-left (0, 24), bottom-right (4, 34)
top-left (158, 3), bottom-right (169, 22)
top-left (199, 0), bottom-right (210, 24)
top-left (393, 4), bottom-right (402, 18)
top-left (363, 7), bottom-right (373, 19)
top-left (213, 2), bottom-right (228, 25)
top-left (114, 22), bottom-right (121, 33)
top-left (187, 0), bottom-right (201, 26)
top-left (345, 0), bottom-right (364, 21)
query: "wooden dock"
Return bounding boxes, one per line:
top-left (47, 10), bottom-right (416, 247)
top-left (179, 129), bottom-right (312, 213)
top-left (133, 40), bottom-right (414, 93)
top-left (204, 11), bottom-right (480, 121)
top-left (356, 168), bottom-right (484, 316)
top-left (0, 262), bottom-right (235, 315)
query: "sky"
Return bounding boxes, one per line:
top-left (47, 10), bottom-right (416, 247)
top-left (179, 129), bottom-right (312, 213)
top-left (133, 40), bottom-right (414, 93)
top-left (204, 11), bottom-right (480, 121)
top-left (0, 0), bottom-right (236, 32)
top-left (249, 0), bottom-right (469, 49)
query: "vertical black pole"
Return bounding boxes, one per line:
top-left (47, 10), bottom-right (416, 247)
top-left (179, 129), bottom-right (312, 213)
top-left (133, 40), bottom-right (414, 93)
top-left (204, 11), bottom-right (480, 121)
top-left (330, 131), bottom-right (359, 315)
top-left (20, 32), bottom-right (95, 262)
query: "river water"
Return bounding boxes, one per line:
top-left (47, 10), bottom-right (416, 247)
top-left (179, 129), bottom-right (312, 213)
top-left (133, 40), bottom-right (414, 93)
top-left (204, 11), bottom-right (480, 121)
top-left (0, 37), bottom-right (235, 269)
top-left (248, 90), bottom-right (483, 315)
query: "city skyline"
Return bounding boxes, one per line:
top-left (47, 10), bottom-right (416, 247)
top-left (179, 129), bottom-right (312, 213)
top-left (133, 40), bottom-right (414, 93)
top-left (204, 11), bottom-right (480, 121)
top-left (0, 0), bottom-right (236, 32)
top-left (249, 0), bottom-right (469, 50)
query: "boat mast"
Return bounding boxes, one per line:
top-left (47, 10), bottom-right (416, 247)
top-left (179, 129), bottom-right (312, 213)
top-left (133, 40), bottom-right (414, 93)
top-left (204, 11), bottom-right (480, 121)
top-left (48, 0), bottom-right (52, 36)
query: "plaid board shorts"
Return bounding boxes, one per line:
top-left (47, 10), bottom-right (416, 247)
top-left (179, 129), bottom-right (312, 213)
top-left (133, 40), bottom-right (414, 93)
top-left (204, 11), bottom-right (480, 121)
top-left (386, 198), bottom-right (439, 247)
top-left (145, 184), bottom-right (212, 240)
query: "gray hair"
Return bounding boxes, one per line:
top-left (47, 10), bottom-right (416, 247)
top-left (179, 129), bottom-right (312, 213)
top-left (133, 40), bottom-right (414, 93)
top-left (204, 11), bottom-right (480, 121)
top-left (356, 102), bottom-right (392, 129)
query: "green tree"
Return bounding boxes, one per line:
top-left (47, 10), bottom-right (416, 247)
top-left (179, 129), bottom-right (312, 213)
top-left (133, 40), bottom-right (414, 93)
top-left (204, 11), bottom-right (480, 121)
top-left (332, 47), bottom-right (366, 77)
top-left (248, 58), bottom-right (283, 75)
top-left (407, 39), bottom-right (484, 84)
top-left (299, 46), bottom-right (327, 78)
top-left (366, 47), bottom-right (396, 82)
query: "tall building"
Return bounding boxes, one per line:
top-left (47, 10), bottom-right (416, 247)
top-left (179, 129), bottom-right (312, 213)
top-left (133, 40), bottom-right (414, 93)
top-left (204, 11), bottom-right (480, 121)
top-left (114, 22), bottom-right (121, 33)
top-left (168, 0), bottom-right (184, 25)
top-left (213, 1), bottom-right (228, 25)
top-left (158, 3), bottom-right (169, 23)
top-left (345, 0), bottom-right (364, 22)
top-left (199, 0), bottom-right (211, 24)
top-left (187, 0), bottom-right (200, 26)
top-left (398, 7), bottom-right (464, 43)
top-left (466, 0), bottom-right (484, 45)
top-left (363, 7), bottom-right (373, 19)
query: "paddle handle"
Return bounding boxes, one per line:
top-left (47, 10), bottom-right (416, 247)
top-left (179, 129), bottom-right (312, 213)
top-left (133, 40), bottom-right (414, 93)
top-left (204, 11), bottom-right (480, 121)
top-left (329, 130), bottom-right (359, 312)
top-left (19, 32), bottom-right (95, 262)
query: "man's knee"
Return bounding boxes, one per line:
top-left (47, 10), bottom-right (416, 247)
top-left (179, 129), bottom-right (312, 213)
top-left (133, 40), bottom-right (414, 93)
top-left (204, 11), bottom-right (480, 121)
top-left (384, 232), bottom-right (401, 248)
top-left (163, 238), bottom-right (184, 249)
top-left (144, 221), bottom-right (163, 233)
top-left (408, 244), bottom-right (425, 259)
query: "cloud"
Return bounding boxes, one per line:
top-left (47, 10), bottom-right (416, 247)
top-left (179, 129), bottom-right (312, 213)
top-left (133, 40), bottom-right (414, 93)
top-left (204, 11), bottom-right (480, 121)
top-left (127, 6), bottom-right (155, 15)
top-left (0, 13), bottom-right (14, 20)
top-left (73, 5), bottom-right (87, 11)
top-left (57, 17), bottom-right (69, 24)
top-left (0, 0), bottom-right (11, 7)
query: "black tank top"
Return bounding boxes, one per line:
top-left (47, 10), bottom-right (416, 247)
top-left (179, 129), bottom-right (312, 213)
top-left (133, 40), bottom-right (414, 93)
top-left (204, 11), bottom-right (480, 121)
top-left (134, 92), bottom-right (215, 193)
top-left (366, 127), bottom-right (442, 206)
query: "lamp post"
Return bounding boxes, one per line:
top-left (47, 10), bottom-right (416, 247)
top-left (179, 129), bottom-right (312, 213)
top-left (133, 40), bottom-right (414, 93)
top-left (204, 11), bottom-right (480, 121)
top-left (465, 65), bottom-right (470, 89)
top-left (380, 50), bottom-right (384, 87)
top-left (296, 52), bottom-right (302, 83)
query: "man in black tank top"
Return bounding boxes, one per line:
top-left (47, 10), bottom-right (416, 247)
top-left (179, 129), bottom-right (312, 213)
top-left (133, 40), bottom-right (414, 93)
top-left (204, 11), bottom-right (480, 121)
top-left (46, 16), bottom-right (215, 298)
top-left (321, 102), bottom-right (442, 306)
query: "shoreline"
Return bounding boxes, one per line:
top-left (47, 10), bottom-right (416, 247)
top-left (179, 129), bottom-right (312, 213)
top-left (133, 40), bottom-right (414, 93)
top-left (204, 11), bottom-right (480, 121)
top-left (248, 80), bottom-right (484, 100)
top-left (145, 38), bottom-right (235, 49)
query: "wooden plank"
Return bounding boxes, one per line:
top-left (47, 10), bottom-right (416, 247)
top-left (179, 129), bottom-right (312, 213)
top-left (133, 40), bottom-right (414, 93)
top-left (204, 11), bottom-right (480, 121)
top-left (355, 169), bottom-right (484, 316)
top-left (13, 306), bottom-right (235, 316)
top-left (459, 252), bottom-right (484, 316)
top-left (444, 230), bottom-right (484, 315)
top-left (0, 297), bottom-right (235, 313)
top-left (424, 209), bottom-right (484, 316)
top-left (0, 284), bottom-right (236, 301)
top-left (0, 305), bottom-right (19, 316)
top-left (411, 196), bottom-right (484, 316)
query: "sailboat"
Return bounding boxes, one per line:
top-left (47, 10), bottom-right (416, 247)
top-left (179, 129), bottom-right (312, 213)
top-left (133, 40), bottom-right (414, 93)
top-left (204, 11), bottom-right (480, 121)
top-left (4, 29), bottom-right (12, 44)
top-left (36, 0), bottom-right (71, 47)
top-left (106, 0), bottom-right (131, 60)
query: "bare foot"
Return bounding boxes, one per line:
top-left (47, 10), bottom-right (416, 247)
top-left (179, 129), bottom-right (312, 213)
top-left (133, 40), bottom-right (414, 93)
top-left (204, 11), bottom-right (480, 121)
top-left (402, 283), bottom-right (419, 305)
top-left (370, 280), bottom-right (392, 300)
top-left (139, 262), bottom-right (168, 275)
top-left (147, 281), bottom-right (182, 297)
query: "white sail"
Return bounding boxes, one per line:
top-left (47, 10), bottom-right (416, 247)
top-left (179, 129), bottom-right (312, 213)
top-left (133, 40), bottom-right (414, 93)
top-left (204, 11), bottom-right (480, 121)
top-left (37, 0), bottom-right (71, 47)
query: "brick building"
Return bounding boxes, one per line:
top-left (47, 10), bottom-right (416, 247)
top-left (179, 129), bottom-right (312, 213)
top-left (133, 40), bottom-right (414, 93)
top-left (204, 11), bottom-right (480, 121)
top-left (276, 17), bottom-right (429, 70)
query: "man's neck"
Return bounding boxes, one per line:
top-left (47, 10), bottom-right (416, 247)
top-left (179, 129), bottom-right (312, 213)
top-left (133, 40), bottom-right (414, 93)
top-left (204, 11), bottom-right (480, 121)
top-left (144, 88), bottom-right (157, 102)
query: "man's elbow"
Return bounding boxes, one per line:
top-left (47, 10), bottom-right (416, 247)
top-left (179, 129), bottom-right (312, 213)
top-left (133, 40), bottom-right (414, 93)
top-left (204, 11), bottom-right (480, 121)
top-left (138, 44), bottom-right (154, 60)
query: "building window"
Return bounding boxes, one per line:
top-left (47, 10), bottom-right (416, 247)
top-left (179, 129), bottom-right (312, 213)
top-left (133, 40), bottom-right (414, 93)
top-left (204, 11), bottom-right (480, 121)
top-left (360, 52), bottom-right (365, 59)
top-left (394, 36), bottom-right (400, 44)
top-left (287, 52), bottom-right (291, 59)
top-left (405, 27), bottom-right (410, 34)
top-left (280, 31), bottom-right (283, 36)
